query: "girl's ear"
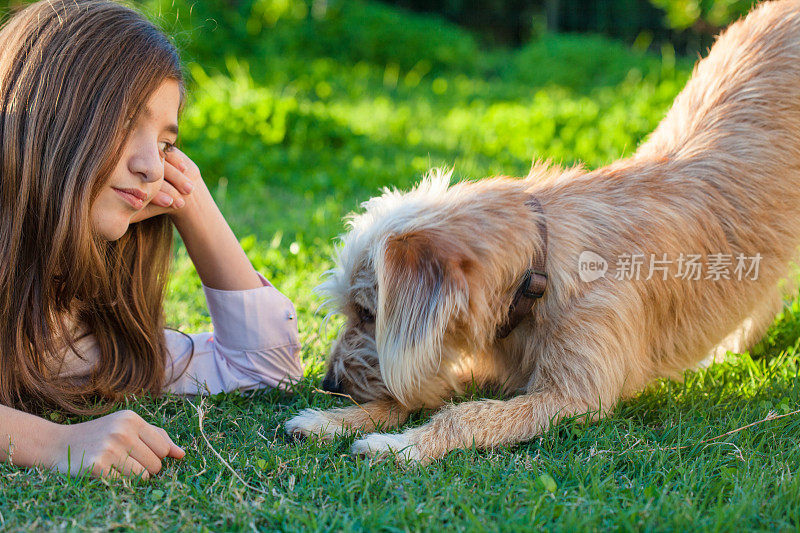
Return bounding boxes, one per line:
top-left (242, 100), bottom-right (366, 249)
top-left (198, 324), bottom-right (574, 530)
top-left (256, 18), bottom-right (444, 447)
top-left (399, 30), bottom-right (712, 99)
top-left (374, 229), bottom-right (472, 406)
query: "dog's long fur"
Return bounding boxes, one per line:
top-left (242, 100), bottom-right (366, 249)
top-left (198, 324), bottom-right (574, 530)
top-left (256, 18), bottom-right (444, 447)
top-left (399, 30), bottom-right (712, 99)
top-left (286, 0), bottom-right (800, 463)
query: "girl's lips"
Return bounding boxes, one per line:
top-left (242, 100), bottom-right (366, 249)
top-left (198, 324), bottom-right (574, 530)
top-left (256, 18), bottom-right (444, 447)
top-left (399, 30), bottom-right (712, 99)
top-left (113, 187), bottom-right (145, 210)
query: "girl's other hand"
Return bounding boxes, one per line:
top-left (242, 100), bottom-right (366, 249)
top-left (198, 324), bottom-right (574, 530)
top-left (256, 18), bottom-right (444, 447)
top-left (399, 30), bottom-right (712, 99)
top-left (46, 409), bottom-right (185, 479)
top-left (129, 147), bottom-right (204, 224)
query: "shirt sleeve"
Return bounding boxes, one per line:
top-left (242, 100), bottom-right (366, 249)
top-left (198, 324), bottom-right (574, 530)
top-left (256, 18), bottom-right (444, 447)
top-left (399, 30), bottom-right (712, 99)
top-left (163, 272), bottom-right (304, 395)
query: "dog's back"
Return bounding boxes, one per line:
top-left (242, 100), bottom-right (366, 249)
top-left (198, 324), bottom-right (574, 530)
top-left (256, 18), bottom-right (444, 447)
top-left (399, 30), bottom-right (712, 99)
top-left (640, 0), bottom-right (800, 165)
top-left (635, 0), bottom-right (800, 375)
top-left (532, 1), bottom-right (800, 390)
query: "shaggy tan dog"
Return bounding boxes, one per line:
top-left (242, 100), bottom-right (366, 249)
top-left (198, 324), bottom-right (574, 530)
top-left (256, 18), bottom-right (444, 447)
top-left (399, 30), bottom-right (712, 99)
top-left (286, 0), bottom-right (800, 463)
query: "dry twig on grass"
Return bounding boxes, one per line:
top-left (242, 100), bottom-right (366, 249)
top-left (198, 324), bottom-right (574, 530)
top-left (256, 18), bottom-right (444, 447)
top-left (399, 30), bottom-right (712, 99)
top-left (189, 397), bottom-right (270, 496)
top-left (311, 387), bottom-right (376, 426)
top-left (588, 408), bottom-right (800, 460)
top-left (648, 408), bottom-right (800, 452)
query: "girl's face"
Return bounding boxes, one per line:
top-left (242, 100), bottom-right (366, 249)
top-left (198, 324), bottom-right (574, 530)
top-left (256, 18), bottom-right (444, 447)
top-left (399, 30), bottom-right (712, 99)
top-left (90, 80), bottom-right (181, 241)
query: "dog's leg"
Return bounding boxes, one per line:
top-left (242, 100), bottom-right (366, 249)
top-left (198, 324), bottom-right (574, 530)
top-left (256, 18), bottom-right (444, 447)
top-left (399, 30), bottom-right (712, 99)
top-left (285, 399), bottom-right (410, 441)
top-left (351, 393), bottom-right (596, 463)
top-left (706, 281), bottom-right (786, 363)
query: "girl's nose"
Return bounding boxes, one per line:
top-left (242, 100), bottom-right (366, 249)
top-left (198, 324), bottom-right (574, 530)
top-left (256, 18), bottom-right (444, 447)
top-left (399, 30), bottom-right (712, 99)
top-left (128, 144), bottom-right (164, 183)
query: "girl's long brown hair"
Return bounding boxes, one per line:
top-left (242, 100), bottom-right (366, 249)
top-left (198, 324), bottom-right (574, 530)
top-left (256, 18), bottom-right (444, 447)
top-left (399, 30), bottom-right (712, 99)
top-left (0, 0), bottom-right (186, 415)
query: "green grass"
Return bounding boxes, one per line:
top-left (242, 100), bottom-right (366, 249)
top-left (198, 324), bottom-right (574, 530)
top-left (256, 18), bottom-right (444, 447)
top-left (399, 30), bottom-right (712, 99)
top-left (2, 0), bottom-right (800, 530)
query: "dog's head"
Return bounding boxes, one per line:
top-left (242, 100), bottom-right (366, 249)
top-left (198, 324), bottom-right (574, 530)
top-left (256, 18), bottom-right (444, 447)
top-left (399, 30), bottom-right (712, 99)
top-left (316, 168), bottom-right (548, 407)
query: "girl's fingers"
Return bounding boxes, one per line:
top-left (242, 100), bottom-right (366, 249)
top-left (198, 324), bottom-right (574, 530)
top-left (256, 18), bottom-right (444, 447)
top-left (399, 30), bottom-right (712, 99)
top-left (165, 147), bottom-right (201, 185)
top-left (130, 177), bottom-right (186, 224)
top-left (138, 424), bottom-right (170, 459)
top-left (168, 442), bottom-right (186, 459)
top-left (153, 180), bottom-right (185, 209)
top-left (130, 147), bottom-right (197, 226)
top-left (164, 148), bottom-right (187, 172)
top-left (114, 454), bottom-right (151, 480)
top-left (139, 423), bottom-right (185, 462)
top-left (156, 427), bottom-right (186, 459)
top-left (152, 191), bottom-right (174, 207)
top-left (124, 438), bottom-right (163, 477)
top-left (164, 159), bottom-right (194, 195)
top-left (129, 203), bottom-right (165, 224)
top-left (98, 456), bottom-right (149, 481)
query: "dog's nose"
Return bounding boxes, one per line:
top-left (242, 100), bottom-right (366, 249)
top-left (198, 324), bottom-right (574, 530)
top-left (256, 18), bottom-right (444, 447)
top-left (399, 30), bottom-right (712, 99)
top-left (321, 374), bottom-right (343, 394)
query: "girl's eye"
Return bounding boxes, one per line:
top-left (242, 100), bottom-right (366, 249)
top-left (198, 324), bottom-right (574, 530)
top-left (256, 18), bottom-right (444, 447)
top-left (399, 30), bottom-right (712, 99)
top-left (158, 141), bottom-right (176, 155)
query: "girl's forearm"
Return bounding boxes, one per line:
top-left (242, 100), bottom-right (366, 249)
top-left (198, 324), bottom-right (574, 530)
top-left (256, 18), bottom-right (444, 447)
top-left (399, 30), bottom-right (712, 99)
top-left (0, 404), bottom-right (185, 478)
top-left (170, 182), bottom-right (262, 291)
top-left (0, 403), bottom-right (60, 468)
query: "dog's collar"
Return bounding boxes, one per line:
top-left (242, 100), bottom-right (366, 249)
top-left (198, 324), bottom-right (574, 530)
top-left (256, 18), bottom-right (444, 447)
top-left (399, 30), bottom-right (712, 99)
top-left (496, 195), bottom-right (548, 339)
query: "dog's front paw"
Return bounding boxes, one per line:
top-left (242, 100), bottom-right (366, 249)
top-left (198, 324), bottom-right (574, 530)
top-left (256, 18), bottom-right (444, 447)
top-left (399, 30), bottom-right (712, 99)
top-left (351, 432), bottom-right (422, 463)
top-left (285, 408), bottom-right (344, 441)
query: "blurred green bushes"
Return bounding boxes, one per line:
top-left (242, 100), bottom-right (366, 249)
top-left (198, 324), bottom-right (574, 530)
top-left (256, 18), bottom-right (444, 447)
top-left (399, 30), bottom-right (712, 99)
top-left (379, 0), bottom-right (757, 50)
top-left (1, 0), bottom-right (760, 50)
top-left (135, 0), bottom-right (690, 193)
top-left (143, 0), bottom-right (479, 74)
top-left (649, 0), bottom-right (755, 30)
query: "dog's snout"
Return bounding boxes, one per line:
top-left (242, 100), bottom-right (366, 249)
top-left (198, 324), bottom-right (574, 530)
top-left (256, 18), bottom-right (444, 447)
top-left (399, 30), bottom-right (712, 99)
top-left (321, 374), bottom-right (343, 394)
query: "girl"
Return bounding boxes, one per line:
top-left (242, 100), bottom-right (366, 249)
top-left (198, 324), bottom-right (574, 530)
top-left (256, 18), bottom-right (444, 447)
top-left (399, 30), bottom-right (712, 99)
top-left (0, 0), bottom-right (304, 479)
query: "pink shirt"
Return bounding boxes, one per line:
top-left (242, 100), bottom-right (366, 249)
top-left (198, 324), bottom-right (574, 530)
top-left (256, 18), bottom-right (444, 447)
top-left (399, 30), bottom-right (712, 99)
top-left (58, 272), bottom-right (304, 395)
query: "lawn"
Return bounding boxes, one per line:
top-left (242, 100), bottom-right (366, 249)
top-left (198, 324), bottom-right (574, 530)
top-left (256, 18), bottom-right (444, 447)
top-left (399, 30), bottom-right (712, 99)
top-left (2, 0), bottom-right (800, 530)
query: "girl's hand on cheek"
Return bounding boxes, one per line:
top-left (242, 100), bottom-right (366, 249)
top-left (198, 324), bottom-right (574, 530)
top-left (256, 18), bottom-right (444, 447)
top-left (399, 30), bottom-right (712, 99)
top-left (129, 148), bottom-right (205, 224)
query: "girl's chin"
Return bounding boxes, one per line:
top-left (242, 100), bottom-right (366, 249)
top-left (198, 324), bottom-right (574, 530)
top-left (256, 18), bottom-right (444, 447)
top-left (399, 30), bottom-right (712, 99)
top-left (97, 218), bottom-right (132, 241)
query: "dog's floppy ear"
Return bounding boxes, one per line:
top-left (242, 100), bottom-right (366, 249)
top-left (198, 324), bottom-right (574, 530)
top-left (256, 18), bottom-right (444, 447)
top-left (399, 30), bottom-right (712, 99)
top-left (374, 229), bottom-right (471, 406)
